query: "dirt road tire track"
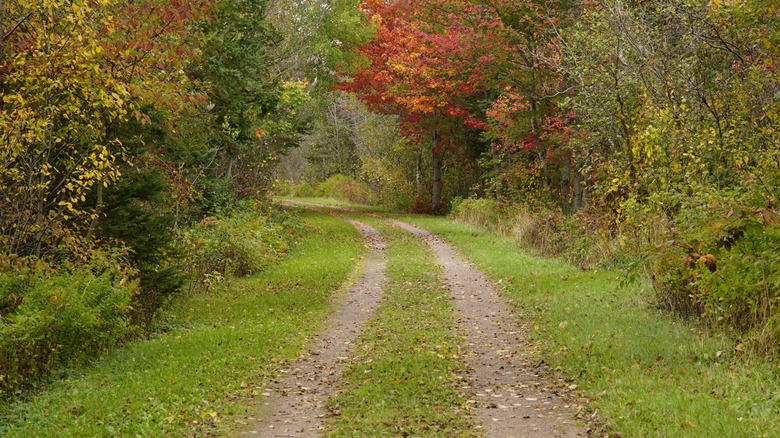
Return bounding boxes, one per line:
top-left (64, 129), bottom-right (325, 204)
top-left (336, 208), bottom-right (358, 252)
top-left (382, 217), bottom-right (582, 438)
top-left (238, 211), bottom-right (387, 437)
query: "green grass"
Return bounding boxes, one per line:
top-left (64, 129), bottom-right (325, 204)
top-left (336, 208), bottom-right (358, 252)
top-left (324, 215), bottom-right (479, 437)
top-left (401, 215), bottom-right (780, 438)
top-left (0, 211), bottom-right (363, 437)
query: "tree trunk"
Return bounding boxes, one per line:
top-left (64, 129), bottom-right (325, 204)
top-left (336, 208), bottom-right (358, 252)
top-left (537, 149), bottom-right (551, 193)
top-left (582, 166), bottom-right (590, 207)
top-left (431, 130), bottom-right (444, 213)
top-left (0, 0), bottom-right (6, 42)
top-left (415, 147), bottom-right (423, 191)
top-left (573, 163), bottom-right (583, 212)
top-left (561, 153), bottom-right (571, 213)
top-left (34, 171), bottom-right (45, 257)
top-left (85, 181), bottom-right (103, 243)
top-left (530, 97), bottom-right (552, 196)
top-left (492, 146), bottom-right (501, 202)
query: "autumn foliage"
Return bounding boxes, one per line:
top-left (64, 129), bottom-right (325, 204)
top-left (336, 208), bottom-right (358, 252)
top-left (0, 0), bottom-right (313, 392)
top-left (2, 0), bottom-right (780, 393)
top-left (331, 0), bottom-right (780, 350)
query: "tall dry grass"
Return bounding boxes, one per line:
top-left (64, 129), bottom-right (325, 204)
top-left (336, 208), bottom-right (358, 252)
top-left (451, 198), bottom-right (621, 267)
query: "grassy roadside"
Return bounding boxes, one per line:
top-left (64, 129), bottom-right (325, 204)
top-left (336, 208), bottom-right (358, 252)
top-left (0, 211), bottom-right (363, 437)
top-left (324, 214), bottom-right (479, 437)
top-left (402, 215), bottom-right (780, 438)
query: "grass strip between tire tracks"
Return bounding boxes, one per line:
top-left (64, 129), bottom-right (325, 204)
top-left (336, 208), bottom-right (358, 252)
top-left (0, 211), bottom-right (363, 437)
top-left (324, 214), bottom-right (480, 437)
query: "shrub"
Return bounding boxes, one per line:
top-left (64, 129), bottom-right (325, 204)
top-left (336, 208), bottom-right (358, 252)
top-left (450, 197), bottom-right (502, 228)
top-left (647, 203), bottom-right (780, 353)
top-left (95, 168), bottom-right (185, 329)
top-left (280, 180), bottom-right (316, 197)
top-left (450, 198), bottom-right (616, 267)
top-left (315, 174), bottom-right (378, 205)
top-left (200, 177), bottom-right (236, 217)
top-left (386, 189), bottom-right (414, 211)
top-left (0, 251), bottom-right (136, 394)
top-left (178, 202), bottom-right (302, 289)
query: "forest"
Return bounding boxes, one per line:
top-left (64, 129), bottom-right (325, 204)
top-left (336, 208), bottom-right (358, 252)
top-left (1, 0), bottom-right (779, 420)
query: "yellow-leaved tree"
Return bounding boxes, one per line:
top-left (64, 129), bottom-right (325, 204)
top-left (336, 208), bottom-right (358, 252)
top-left (0, 0), bottom-right (209, 257)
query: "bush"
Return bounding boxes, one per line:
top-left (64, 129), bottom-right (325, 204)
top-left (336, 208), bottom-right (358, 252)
top-left (450, 197), bottom-right (503, 229)
top-left (95, 168), bottom-right (185, 329)
top-left (200, 177), bottom-right (236, 217)
top-left (315, 174), bottom-right (378, 205)
top-left (647, 202), bottom-right (780, 353)
top-left (0, 252), bottom-right (136, 394)
top-left (279, 180), bottom-right (316, 197)
top-left (178, 202), bottom-right (302, 288)
top-left (386, 188), bottom-right (414, 212)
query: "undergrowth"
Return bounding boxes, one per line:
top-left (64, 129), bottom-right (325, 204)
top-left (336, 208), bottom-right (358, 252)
top-left (280, 175), bottom-right (379, 206)
top-left (450, 195), bottom-right (780, 353)
top-left (177, 201), bottom-right (304, 289)
top-left (449, 197), bottom-right (618, 268)
top-left (0, 201), bottom-right (304, 398)
top-left (0, 250), bottom-right (137, 396)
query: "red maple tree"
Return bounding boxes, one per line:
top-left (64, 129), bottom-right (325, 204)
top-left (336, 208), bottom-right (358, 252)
top-left (338, 0), bottom-right (491, 212)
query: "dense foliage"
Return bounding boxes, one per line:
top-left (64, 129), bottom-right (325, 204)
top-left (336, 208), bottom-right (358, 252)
top-left (0, 251), bottom-right (137, 393)
top-left (0, 0), bottom-right (315, 394)
top-left (178, 201), bottom-right (303, 288)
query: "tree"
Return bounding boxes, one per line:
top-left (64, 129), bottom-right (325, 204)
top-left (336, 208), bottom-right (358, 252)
top-left (338, 0), bottom-right (488, 212)
top-left (0, 0), bottom-right (210, 257)
top-left (471, 0), bottom-right (582, 211)
top-left (302, 92), bottom-right (362, 181)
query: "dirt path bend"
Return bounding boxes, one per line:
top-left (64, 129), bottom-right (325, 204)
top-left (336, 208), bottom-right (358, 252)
top-left (238, 212), bottom-right (387, 437)
top-left (383, 217), bottom-right (583, 438)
